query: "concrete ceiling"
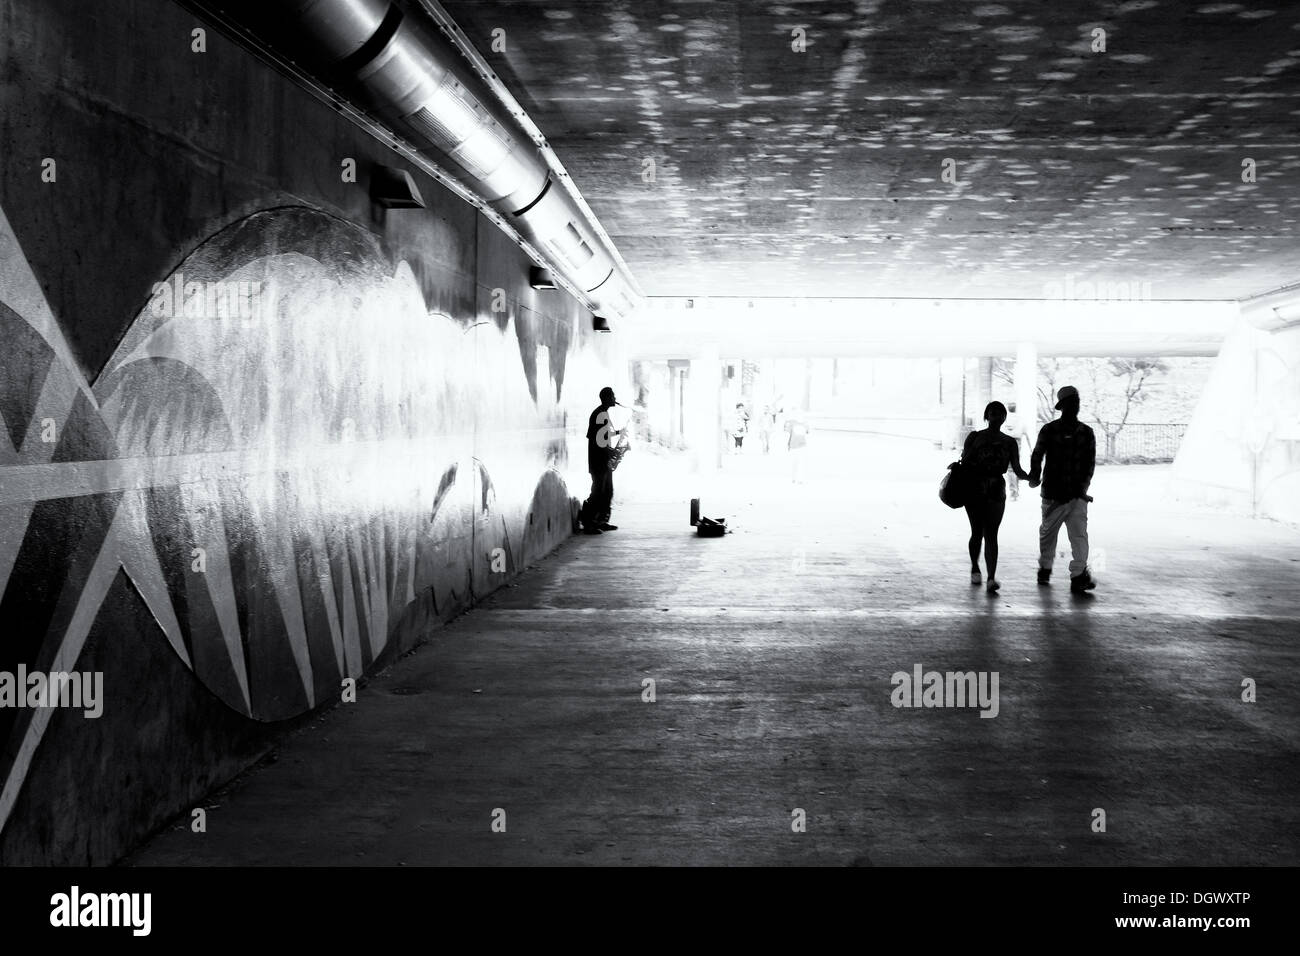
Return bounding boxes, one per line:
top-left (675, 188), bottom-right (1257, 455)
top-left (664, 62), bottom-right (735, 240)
top-left (441, 0), bottom-right (1300, 301)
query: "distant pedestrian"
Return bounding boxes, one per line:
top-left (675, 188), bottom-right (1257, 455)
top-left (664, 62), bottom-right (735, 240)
top-left (758, 404), bottom-right (775, 454)
top-left (732, 402), bottom-right (750, 451)
top-left (785, 410), bottom-right (809, 483)
top-left (961, 401), bottom-right (1030, 594)
top-left (1028, 385), bottom-right (1097, 593)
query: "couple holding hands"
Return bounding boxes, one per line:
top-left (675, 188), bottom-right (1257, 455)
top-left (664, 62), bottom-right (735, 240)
top-left (959, 386), bottom-right (1098, 596)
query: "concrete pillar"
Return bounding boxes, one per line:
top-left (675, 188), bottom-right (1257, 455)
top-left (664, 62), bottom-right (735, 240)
top-left (687, 344), bottom-right (721, 474)
top-left (966, 357), bottom-right (994, 426)
top-left (1014, 342), bottom-right (1039, 433)
top-left (809, 358), bottom-right (835, 411)
top-left (977, 357), bottom-right (994, 419)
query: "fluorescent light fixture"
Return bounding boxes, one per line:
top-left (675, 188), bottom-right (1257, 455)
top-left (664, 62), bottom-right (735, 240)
top-left (451, 122), bottom-right (512, 180)
top-left (420, 80), bottom-right (484, 146)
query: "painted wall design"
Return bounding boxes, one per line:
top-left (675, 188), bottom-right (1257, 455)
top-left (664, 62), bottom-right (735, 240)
top-left (0, 201), bottom-right (589, 861)
top-left (1172, 316), bottom-right (1300, 525)
top-left (0, 0), bottom-right (633, 864)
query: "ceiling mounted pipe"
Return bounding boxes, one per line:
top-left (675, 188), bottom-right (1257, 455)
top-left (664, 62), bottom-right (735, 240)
top-left (1240, 284), bottom-right (1300, 333)
top-left (283, 0), bottom-right (391, 61)
top-left (252, 0), bottom-right (639, 319)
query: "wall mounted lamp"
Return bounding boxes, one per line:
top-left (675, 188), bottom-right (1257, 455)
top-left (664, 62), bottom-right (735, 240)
top-left (369, 165), bottom-right (426, 209)
top-left (529, 266), bottom-right (557, 290)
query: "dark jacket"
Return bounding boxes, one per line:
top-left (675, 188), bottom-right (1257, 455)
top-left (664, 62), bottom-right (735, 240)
top-left (1031, 418), bottom-right (1096, 502)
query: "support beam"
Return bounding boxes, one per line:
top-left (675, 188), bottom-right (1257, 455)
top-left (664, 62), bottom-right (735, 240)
top-left (1015, 342), bottom-right (1039, 431)
top-left (629, 298), bottom-right (1236, 360)
top-left (687, 345), bottom-right (722, 474)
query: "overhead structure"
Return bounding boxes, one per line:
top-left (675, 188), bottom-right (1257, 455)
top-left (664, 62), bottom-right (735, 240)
top-left (189, 0), bottom-right (641, 320)
top-left (1239, 283), bottom-right (1300, 334)
top-left (629, 297), bottom-right (1237, 359)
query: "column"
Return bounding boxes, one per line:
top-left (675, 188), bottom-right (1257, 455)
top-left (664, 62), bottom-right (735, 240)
top-left (1014, 342), bottom-right (1038, 433)
top-left (686, 344), bottom-right (721, 474)
top-left (977, 357), bottom-right (994, 420)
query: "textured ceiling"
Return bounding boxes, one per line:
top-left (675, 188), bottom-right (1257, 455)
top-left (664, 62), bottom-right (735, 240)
top-left (441, 0), bottom-right (1300, 300)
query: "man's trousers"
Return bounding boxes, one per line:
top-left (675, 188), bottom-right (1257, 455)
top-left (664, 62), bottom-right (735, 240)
top-left (1039, 497), bottom-right (1089, 576)
top-left (580, 467), bottom-right (614, 527)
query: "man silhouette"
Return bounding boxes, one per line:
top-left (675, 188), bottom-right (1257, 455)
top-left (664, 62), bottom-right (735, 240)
top-left (1028, 385), bottom-right (1097, 593)
top-left (579, 387), bottom-right (621, 534)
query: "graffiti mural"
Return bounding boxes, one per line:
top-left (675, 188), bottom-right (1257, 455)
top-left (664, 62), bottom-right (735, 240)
top-left (0, 204), bottom-right (576, 847)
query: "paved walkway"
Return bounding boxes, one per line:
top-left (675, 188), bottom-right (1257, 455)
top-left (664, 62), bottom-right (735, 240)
top-left (129, 443), bottom-right (1300, 865)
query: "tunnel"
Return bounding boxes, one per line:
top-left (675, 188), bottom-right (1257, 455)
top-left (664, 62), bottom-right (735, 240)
top-left (0, 0), bottom-right (1297, 904)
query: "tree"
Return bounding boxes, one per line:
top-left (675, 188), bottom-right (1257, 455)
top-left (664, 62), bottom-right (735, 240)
top-left (994, 356), bottom-right (1170, 457)
top-left (1085, 358), bottom-right (1168, 458)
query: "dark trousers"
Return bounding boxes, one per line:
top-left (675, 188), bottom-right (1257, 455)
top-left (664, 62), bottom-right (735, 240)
top-left (964, 492), bottom-right (1007, 574)
top-left (580, 467), bottom-right (614, 527)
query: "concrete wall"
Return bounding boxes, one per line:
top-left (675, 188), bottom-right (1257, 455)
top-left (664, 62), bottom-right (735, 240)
top-left (1172, 315), bottom-right (1300, 526)
top-left (0, 0), bottom-right (619, 863)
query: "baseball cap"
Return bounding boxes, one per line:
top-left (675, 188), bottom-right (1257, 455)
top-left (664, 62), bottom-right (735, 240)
top-left (1055, 385), bottom-right (1080, 409)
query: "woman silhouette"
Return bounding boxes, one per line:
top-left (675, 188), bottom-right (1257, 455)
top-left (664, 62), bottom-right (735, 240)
top-left (962, 401), bottom-right (1030, 593)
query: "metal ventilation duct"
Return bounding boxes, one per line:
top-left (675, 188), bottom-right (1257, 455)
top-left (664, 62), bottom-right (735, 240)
top-left (243, 0), bottom-right (640, 317)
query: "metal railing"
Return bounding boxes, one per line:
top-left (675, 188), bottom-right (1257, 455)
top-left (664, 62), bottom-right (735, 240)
top-left (1094, 423), bottom-right (1188, 462)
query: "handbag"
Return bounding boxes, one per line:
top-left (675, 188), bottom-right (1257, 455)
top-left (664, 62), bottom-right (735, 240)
top-left (939, 461), bottom-right (967, 509)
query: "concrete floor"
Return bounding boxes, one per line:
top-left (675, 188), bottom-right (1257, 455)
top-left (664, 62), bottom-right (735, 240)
top-left (129, 439), bottom-right (1300, 866)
